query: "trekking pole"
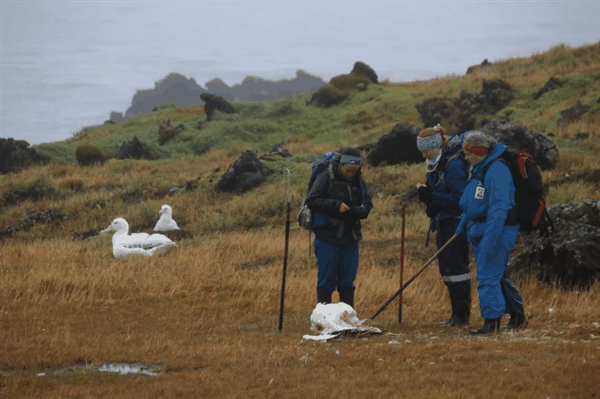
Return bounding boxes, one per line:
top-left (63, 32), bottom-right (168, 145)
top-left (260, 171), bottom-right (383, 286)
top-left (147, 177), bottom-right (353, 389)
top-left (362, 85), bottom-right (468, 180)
top-left (278, 168), bottom-right (292, 331)
top-left (370, 234), bottom-right (459, 321)
top-left (398, 199), bottom-right (407, 324)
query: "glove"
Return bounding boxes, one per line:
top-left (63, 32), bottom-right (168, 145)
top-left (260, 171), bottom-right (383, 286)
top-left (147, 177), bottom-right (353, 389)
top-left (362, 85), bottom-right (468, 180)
top-left (418, 185), bottom-right (433, 204)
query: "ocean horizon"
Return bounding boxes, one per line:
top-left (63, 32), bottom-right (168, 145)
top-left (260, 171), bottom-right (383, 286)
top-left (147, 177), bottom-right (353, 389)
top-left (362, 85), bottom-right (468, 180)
top-left (2, 1), bottom-right (599, 145)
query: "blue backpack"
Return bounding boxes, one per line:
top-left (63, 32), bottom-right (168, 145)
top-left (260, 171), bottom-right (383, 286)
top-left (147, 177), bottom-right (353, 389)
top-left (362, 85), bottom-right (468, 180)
top-left (297, 152), bottom-right (339, 230)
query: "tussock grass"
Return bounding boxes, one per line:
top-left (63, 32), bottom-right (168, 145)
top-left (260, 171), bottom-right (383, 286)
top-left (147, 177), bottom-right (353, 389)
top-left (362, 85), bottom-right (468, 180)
top-left (1, 41), bottom-right (600, 397)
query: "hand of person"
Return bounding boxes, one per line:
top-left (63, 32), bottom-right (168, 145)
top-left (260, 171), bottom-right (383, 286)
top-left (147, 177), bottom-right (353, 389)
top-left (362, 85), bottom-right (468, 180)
top-left (417, 185), bottom-right (433, 204)
top-left (339, 202), bottom-right (350, 213)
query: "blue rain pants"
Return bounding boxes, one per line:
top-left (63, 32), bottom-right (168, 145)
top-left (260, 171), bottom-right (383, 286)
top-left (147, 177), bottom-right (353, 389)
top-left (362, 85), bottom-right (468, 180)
top-left (314, 237), bottom-right (359, 293)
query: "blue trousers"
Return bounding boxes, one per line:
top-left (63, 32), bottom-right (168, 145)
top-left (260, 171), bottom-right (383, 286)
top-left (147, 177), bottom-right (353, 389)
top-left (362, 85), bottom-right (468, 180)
top-left (472, 226), bottom-right (523, 319)
top-left (314, 238), bottom-right (359, 293)
top-left (436, 218), bottom-right (471, 289)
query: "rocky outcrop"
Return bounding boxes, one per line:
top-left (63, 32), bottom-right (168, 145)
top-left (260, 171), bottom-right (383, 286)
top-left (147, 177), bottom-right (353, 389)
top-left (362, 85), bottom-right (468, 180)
top-left (200, 94), bottom-right (238, 121)
top-left (307, 84), bottom-right (349, 108)
top-left (0, 208), bottom-right (70, 239)
top-left (216, 151), bottom-right (271, 193)
top-left (110, 70), bottom-right (326, 122)
top-left (118, 136), bottom-right (155, 160)
top-left (415, 79), bottom-right (513, 134)
top-left (509, 200), bottom-right (600, 289)
top-left (158, 119), bottom-right (185, 145)
top-left (0, 138), bottom-right (50, 174)
top-left (350, 61), bottom-right (378, 84)
top-left (479, 119), bottom-right (559, 170)
top-left (557, 105), bottom-right (591, 125)
top-left (364, 123), bottom-right (425, 167)
top-left (533, 77), bottom-right (563, 100)
top-left (466, 59), bottom-right (491, 75)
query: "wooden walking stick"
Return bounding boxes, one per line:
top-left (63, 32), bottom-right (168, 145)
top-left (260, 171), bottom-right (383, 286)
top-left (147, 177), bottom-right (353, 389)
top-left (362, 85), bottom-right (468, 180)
top-left (370, 234), bottom-right (459, 321)
top-left (278, 169), bottom-right (291, 331)
top-left (398, 199), bottom-right (407, 323)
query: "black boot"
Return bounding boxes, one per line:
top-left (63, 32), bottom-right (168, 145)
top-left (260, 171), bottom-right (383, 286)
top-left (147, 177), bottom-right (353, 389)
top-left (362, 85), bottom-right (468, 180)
top-left (317, 291), bottom-right (332, 305)
top-left (469, 318), bottom-right (501, 335)
top-left (506, 306), bottom-right (528, 329)
top-left (444, 284), bottom-right (471, 326)
top-left (338, 289), bottom-right (355, 308)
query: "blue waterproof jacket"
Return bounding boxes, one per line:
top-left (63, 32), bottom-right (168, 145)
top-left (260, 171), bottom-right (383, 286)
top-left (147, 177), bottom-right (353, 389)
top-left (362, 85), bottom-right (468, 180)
top-left (455, 143), bottom-right (517, 254)
top-left (424, 134), bottom-right (469, 231)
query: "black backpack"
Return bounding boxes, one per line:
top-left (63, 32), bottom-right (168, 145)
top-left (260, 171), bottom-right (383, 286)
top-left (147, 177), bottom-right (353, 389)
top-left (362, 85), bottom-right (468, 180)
top-left (483, 148), bottom-right (554, 235)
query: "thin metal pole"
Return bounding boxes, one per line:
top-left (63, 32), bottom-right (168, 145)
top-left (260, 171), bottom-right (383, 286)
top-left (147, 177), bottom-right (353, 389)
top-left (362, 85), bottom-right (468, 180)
top-left (279, 169), bottom-right (291, 331)
top-left (398, 201), bottom-right (406, 324)
top-left (370, 234), bottom-right (459, 321)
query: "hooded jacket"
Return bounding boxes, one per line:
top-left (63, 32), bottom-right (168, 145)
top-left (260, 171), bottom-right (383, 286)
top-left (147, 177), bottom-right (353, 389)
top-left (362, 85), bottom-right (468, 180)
top-left (424, 134), bottom-right (469, 231)
top-left (306, 156), bottom-right (373, 245)
top-left (456, 143), bottom-right (518, 253)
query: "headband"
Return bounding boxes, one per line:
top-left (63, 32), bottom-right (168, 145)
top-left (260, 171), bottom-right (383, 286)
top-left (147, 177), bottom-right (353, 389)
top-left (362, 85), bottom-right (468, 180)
top-left (463, 142), bottom-right (489, 156)
top-left (416, 133), bottom-right (442, 151)
top-left (340, 155), bottom-right (362, 166)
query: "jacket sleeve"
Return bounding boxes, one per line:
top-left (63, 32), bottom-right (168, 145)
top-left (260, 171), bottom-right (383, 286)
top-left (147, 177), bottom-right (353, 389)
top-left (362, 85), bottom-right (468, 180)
top-left (478, 161), bottom-right (513, 263)
top-left (430, 157), bottom-right (468, 213)
top-left (349, 177), bottom-right (373, 219)
top-left (305, 172), bottom-right (342, 215)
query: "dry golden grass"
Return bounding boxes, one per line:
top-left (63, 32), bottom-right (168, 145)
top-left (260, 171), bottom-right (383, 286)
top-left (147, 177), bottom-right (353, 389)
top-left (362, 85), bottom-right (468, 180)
top-left (2, 41), bottom-right (600, 398)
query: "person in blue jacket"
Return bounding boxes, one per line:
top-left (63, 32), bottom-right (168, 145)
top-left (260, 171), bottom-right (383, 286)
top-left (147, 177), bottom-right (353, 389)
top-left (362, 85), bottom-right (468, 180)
top-left (416, 124), bottom-right (471, 326)
top-left (305, 147), bottom-right (373, 308)
top-left (455, 131), bottom-right (528, 335)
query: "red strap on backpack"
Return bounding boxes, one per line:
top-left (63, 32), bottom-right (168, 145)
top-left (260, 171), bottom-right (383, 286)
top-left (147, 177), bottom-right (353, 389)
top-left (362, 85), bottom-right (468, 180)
top-left (515, 151), bottom-right (532, 179)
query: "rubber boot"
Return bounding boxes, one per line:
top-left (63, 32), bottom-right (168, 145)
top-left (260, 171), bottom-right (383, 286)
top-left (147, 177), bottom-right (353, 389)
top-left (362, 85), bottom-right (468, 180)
top-left (506, 306), bottom-right (528, 329)
top-left (469, 318), bottom-right (501, 335)
top-left (444, 284), bottom-right (471, 326)
top-left (317, 291), bottom-right (332, 305)
top-left (451, 284), bottom-right (471, 326)
top-left (338, 289), bottom-right (355, 308)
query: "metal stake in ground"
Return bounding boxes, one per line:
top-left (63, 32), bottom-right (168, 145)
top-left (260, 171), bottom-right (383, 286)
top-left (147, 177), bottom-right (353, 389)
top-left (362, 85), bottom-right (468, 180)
top-left (278, 169), bottom-right (292, 331)
top-left (370, 234), bottom-right (459, 321)
top-left (398, 199), bottom-right (407, 324)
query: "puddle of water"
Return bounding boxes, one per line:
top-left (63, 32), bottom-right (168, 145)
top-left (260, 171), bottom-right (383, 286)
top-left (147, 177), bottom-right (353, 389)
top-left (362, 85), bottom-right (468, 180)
top-left (98, 363), bottom-right (161, 376)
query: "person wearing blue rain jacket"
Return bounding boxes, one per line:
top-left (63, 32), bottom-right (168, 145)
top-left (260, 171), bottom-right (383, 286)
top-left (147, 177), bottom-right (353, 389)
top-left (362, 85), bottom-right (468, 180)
top-left (455, 131), bottom-right (528, 335)
top-left (416, 124), bottom-right (471, 327)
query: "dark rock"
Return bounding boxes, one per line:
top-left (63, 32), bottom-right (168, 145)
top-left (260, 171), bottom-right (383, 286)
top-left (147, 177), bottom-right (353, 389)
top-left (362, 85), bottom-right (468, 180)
top-left (124, 73), bottom-right (208, 119)
top-left (119, 136), bottom-right (155, 160)
top-left (509, 200), bottom-right (600, 289)
top-left (158, 119), bottom-right (185, 145)
top-left (75, 144), bottom-right (105, 167)
top-left (350, 61), bottom-right (378, 84)
top-left (110, 111), bottom-right (125, 122)
top-left (365, 123), bottom-right (425, 167)
top-left (104, 120), bottom-right (116, 125)
top-left (269, 143), bottom-right (292, 158)
top-left (307, 84), bottom-right (349, 108)
top-left (479, 119), bottom-right (559, 170)
top-left (200, 93), bottom-right (238, 121)
top-left (216, 151), bottom-right (271, 193)
top-left (573, 132), bottom-right (590, 141)
top-left (1, 208), bottom-right (70, 239)
top-left (466, 58), bottom-right (492, 74)
top-left (0, 138), bottom-right (50, 174)
top-left (533, 77), bottom-right (563, 100)
top-left (557, 105), bottom-right (592, 125)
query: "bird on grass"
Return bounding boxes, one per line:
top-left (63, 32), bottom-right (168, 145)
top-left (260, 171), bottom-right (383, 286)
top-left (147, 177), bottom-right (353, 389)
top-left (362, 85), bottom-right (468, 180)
top-left (101, 217), bottom-right (177, 259)
top-left (153, 204), bottom-right (180, 232)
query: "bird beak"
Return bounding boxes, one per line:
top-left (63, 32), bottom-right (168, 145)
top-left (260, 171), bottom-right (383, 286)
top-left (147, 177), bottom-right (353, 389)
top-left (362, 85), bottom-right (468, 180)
top-left (100, 226), bottom-right (113, 234)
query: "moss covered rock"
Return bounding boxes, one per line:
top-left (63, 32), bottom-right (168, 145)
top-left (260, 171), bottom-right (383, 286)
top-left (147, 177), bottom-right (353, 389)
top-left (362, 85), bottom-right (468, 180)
top-left (75, 144), bottom-right (105, 166)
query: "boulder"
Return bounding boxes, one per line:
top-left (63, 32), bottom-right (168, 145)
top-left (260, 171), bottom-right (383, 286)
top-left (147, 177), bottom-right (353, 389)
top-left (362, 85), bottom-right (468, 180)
top-left (0, 208), bottom-right (70, 240)
top-left (200, 93), bottom-right (238, 121)
top-left (350, 61), bottom-right (378, 84)
top-left (509, 200), bottom-right (600, 289)
top-left (0, 138), bottom-right (50, 174)
top-left (466, 58), bottom-right (491, 75)
top-left (533, 77), bottom-right (563, 100)
top-left (118, 136), bottom-right (155, 160)
top-left (307, 84), bottom-right (349, 108)
top-left (557, 105), bottom-right (591, 125)
top-left (365, 123), bottom-right (425, 167)
top-left (216, 151), bottom-right (271, 193)
top-left (75, 144), bottom-right (105, 167)
top-left (158, 119), bottom-right (185, 146)
top-left (479, 119), bottom-right (559, 170)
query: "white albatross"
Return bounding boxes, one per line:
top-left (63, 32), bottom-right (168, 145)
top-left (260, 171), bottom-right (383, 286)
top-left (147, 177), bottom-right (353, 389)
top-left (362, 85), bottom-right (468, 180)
top-left (101, 217), bottom-right (177, 259)
top-left (153, 204), bottom-right (180, 232)
top-left (302, 302), bottom-right (382, 341)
